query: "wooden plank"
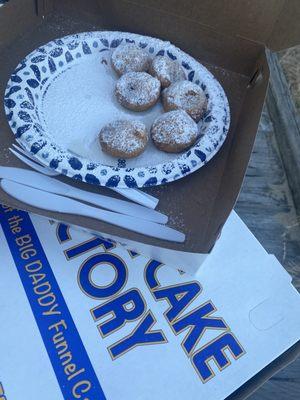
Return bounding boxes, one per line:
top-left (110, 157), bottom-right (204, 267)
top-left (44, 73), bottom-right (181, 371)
top-left (235, 105), bottom-right (300, 400)
top-left (266, 50), bottom-right (300, 214)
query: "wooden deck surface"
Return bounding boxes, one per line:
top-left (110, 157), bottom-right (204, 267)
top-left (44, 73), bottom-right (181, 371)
top-left (235, 104), bottom-right (300, 399)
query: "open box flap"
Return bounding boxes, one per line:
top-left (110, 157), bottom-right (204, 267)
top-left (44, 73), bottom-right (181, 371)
top-left (0, 0), bottom-right (41, 50)
top-left (50, 0), bottom-right (300, 51)
top-left (104, 0), bottom-right (300, 51)
top-left (1, 1), bottom-right (299, 51)
top-left (0, 205), bottom-right (300, 400)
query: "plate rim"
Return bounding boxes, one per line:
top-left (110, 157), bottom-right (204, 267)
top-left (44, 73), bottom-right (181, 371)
top-left (4, 30), bottom-right (231, 188)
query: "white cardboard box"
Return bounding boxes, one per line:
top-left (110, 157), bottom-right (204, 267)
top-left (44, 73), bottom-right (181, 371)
top-left (0, 204), bottom-right (299, 400)
top-left (47, 210), bottom-right (269, 275)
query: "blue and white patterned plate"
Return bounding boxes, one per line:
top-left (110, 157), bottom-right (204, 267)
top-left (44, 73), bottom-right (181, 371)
top-left (4, 31), bottom-right (230, 188)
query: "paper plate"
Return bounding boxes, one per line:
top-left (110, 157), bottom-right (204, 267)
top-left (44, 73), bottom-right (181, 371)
top-left (4, 31), bottom-right (230, 188)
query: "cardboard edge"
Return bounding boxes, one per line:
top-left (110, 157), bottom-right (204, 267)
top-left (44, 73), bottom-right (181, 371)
top-left (205, 50), bottom-right (270, 250)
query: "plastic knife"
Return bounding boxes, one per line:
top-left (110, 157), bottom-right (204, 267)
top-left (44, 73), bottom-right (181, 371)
top-left (0, 166), bottom-right (167, 224)
top-left (0, 179), bottom-right (185, 243)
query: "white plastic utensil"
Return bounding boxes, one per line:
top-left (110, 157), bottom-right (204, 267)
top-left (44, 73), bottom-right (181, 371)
top-left (113, 186), bottom-right (158, 209)
top-left (11, 144), bottom-right (159, 209)
top-left (0, 179), bottom-right (185, 243)
top-left (10, 147), bottom-right (58, 175)
top-left (0, 166), bottom-right (167, 224)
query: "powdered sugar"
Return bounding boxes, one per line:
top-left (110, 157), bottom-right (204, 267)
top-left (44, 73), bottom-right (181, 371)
top-left (151, 110), bottom-right (199, 149)
top-left (100, 120), bottom-right (148, 157)
top-left (115, 72), bottom-right (161, 111)
top-left (149, 56), bottom-right (186, 88)
top-left (111, 44), bottom-right (150, 75)
top-left (42, 56), bottom-right (167, 166)
top-left (162, 80), bottom-right (207, 122)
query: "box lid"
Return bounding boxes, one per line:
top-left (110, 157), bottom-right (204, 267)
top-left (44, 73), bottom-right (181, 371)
top-left (1, 205), bottom-right (300, 400)
top-left (122, 0), bottom-right (300, 51)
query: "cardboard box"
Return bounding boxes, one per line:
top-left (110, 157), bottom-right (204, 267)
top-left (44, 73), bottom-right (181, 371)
top-left (0, 205), bottom-right (300, 399)
top-left (0, 1), bottom-right (299, 262)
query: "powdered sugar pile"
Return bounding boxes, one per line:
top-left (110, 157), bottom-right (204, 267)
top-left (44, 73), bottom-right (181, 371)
top-left (42, 55), bottom-right (167, 167)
